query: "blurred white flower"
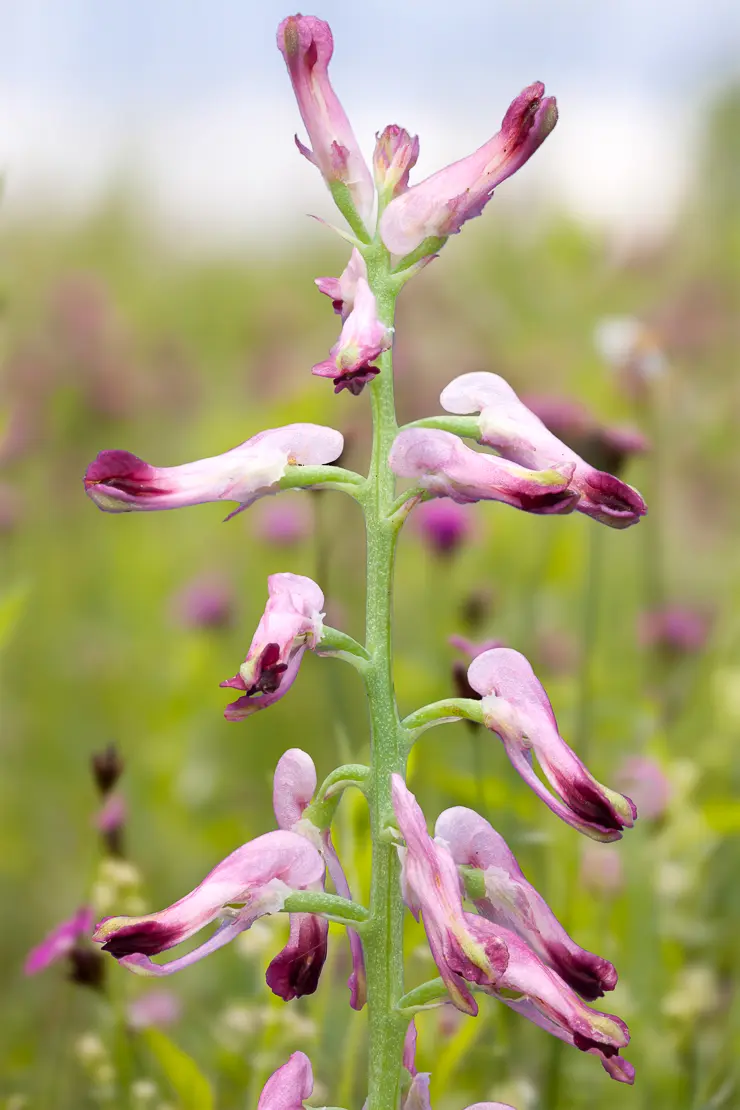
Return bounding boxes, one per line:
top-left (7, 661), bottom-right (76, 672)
top-left (663, 966), bottom-right (719, 1020)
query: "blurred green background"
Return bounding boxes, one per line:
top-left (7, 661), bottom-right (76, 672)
top-left (2, 32), bottom-right (740, 1110)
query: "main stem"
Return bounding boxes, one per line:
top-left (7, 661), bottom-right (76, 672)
top-left (363, 244), bottom-right (408, 1110)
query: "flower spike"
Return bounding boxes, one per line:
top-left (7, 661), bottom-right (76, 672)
top-left (221, 574), bottom-right (324, 720)
top-left (391, 775), bottom-right (508, 1014)
top-left (436, 806), bottom-right (617, 999)
top-left (84, 425), bottom-right (344, 517)
top-left (374, 125), bottom-right (420, 202)
top-left (380, 83), bottom-right (557, 257)
top-left (270, 748), bottom-right (366, 1008)
top-left (277, 15), bottom-right (374, 233)
top-left (92, 830), bottom-right (324, 976)
top-left (467, 648), bottom-right (636, 840)
top-left (389, 428), bottom-right (579, 514)
top-left (312, 278), bottom-right (393, 395)
top-left (440, 373), bottom-right (646, 528)
top-left (258, 1052), bottom-right (313, 1110)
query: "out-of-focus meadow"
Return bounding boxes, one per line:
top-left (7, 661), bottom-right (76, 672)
top-left (2, 69), bottom-right (740, 1110)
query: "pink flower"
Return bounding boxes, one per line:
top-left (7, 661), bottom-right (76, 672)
top-left (391, 775), bottom-right (508, 1015)
top-left (414, 499), bottom-right (472, 557)
top-left (171, 573), bottom-right (234, 630)
top-left (92, 829), bottom-right (324, 976)
top-left (440, 373), bottom-right (646, 528)
top-left (258, 1052), bottom-right (313, 1110)
top-left (84, 424), bottom-right (343, 517)
top-left (380, 84), bottom-right (557, 257)
top-left (270, 748), bottom-right (366, 1009)
top-left (25, 907), bottom-right (94, 975)
top-left (638, 607), bottom-right (711, 656)
top-left (220, 574), bottom-right (324, 720)
top-left (615, 756), bottom-right (672, 821)
top-left (374, 125), bottom-right (420, 200)
top-left (315, 248), bottom-right (368, 321)
top-left (483, 925), bottom-right (632, 1084)
top-left (389, 429), bottom-right (579, 514)
top-left (95, 792), bottom-right (126, 836)
top-left (312, 278), bottom-right (393, 395)
top-left (467, 648), bottom-right (636, 841)
top-left (276, 15), bottom-right (374, 230)
top-left (435, 807), bottom-right (617, 1000)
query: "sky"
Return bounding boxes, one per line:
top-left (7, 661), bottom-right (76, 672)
top-left (0, 0), bottom-right (738, 249)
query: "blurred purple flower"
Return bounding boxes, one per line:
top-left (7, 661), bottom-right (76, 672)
top-left (450, 635), bottom-right (506, 659)
top-left (523, 393), bottom-right (648, 477)
top-left (615, 756), bottom-right (672, 821)
top-left (580, 843), bottom-right (625, 897)
top-left (25, 907), bottom-right (94, 975)
top-left (172, 574), bottom-right (234, 630)
top-left (638, 607), bottom-right (711, 656)
top-left (414, 500), bottom-right (473, 557)
top-left (255, 501), bottom-right (312, 547)
top-left (127, 988), bottom-right (182, 1030)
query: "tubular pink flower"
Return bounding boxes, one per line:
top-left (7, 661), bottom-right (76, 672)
top-left (374, 125), bottom-right (420, 200)
top-left (389, 429), bottom-right (579, 515)
top-left (315, 248), bottom-right (368, 322)
top-left (450, 635), bottom-right (506, 659)
top-left (391, 775), bottom-right (508, 1015)
top-left (467, 649), bottom-right (636, 841)
top-left (257, 1051), bottom-right (313, 1110)
top-left (271, 747), bottom-right (366, 1009)
top-left (25, 906), bottom-right (94, 975)
top-left (435, 807), bottom-right (617, 1000)
top-left (312, 278), bottom-right (393, 396)
top-left (380, 83), bottom-right (557, 256)
top-left (485, 925), bottom-right (633, 1084)
top-left (84, 424), bottom-right (344, 517)
top-left (92, 830), bottom-right (324, 976)
top-left (220, 574), bottom-right (324, 721)
top-left (276, 15), bottom-right (374, 229)
top-left (440, 373), bottom-right (646, 528)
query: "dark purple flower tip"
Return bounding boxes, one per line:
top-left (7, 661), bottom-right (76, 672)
top-left (554, 772), bottom-right (637, 832)
top-left (333, 366), bottom-right (381, 395)
top-left (98, 920), bottom-right (182, 959)
top-left (91, 742), bottom-right (124, 795)
top-left (581, 470), bottom-right (647, 527)
top-left (84, 450), bottom-right (162, 498)
top-left (265, 916), bottom-right (328, 1000)
top-left (545, 940), bottom-right (617, 1001)
top-left (515, 488), bottom-right (580, 515)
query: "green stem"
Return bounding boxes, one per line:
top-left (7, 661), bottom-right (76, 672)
top-left (362, 242), bottom-right (409, 1110)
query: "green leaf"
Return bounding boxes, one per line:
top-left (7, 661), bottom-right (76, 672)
top-left (143, 1028), bottom-right (215, 1110)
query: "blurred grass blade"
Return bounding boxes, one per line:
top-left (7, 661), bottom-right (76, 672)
top-left (143, 1028), bottom-right (215, 1110)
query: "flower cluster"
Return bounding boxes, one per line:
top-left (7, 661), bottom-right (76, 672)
top-left (72, 12), bottom-right (648, 1109)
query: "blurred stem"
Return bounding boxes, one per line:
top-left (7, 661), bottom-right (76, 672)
top-left (362, 242), bottom-right (409, 1110)
top-left (545, 522), bottom-right (604, 1110)
top-left (574, 523), bottom-right (605, 767)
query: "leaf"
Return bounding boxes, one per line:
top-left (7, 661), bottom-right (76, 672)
top-left (143, 1028), bottom-right (215, 1110)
